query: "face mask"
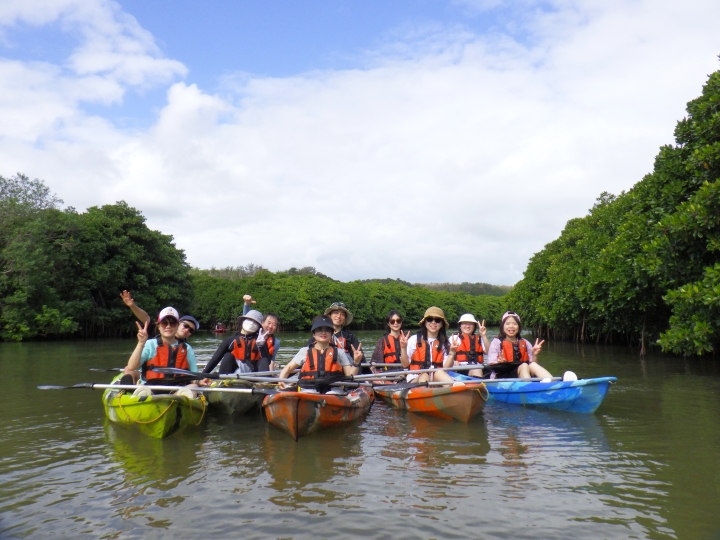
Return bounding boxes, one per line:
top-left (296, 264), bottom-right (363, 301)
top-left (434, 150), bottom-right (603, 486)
top-left (242, 320), bottom-right (260, 333)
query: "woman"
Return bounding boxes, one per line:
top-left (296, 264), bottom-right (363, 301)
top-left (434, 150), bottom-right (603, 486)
top-left (370, 310), bottom-right (406, 372)
top-left (124, 307), bottom-right (199, 396)
top-left (401, 307), bottom-right (459, 384)
top-left (202, 310), bottom-right (271, 375)
top-left (450, 314), bottom-right (489, 378)
top-left (243, 294), bottom-right (281, 370)
top-left (119, 290), bottom-right (200, 341)
top-left (486, 311), bottom-right (550, 379)
top-left (278, 315), bottom-right (363, 389)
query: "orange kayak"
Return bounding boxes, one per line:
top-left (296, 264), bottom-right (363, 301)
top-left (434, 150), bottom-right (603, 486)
top-left (262, 386), bottom-right (375, 440)
top-left (373, 382), bottom-right (488, 422)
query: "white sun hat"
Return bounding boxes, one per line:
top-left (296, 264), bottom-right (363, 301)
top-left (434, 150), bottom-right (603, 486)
top-left (457, 313), bottom-right (479, 326)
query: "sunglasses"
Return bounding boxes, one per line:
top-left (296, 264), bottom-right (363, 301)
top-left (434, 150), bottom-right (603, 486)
top-left (389, 318), bottom-right (403, 324)
top-left (329, 302), bottom-right (347, 309)
top-left (159, 318), bottom-right (178, 327)
top-left (425, 317), bottom-right (443, 324)
top-left (180, 322), bottom-right (196, 335)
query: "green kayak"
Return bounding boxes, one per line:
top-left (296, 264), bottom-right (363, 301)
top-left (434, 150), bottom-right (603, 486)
top-left (102, 375), bottom-right (207, 438)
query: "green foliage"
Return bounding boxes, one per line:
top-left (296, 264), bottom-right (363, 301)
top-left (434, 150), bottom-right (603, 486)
top-left (189, 270), bottom-right (507, 331)
top-left (509, 64), bottom-right (720, 355)
top-left (414, 282), bottom-right (511, 297)
top-left (0, 177), bottom-right (190, 341)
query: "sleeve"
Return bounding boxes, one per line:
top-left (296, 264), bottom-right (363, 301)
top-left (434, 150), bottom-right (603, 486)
top-left (524, 338), bottom-right (535, 362)
top-left (291, 347), bottom-right (308, 368)
top-left (371, 336), bottom-right (385, 364)
top-left (487, 338), bottom-right (501, 364)
top-left (243, 303), bottom-right (251, 316)
top-left (203, 336), bottom-right (234, 373)
top-left (272, 337), bottom-right (280, 361)
top-left (185, 345), bottom-right (198, 372)
top-left (140, 340), bottom-right (156, 365)
top-left (336, 349), bottom-right (353, 367)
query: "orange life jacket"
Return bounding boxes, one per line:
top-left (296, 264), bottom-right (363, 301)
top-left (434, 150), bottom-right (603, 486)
top-left (410, 333), bottom-right (445, 370)
top-left (455, 334), bottom-right (484, 365)
top-left (230, 334), bottom-right (261, 363)
top-left (300, 346), bottom-right (342, 379)
top-left (499, 338), bottom-right (529, 363)
top-left (382, 334), bottom-right (401, 363)
top-left (258, 336), bottom-right (275, 359)
top-left (143, 335), bottom-right (189, 380)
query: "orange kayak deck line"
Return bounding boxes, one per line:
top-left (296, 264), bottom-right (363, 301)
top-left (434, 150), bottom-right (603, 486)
top-left (372, 382), bottom-right (488, 423)
top-left (262, 386), bottom-right (375, 440)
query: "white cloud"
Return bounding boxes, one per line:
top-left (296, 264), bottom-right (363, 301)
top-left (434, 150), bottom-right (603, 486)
top-left (0, 0), bottom-right (719, 285)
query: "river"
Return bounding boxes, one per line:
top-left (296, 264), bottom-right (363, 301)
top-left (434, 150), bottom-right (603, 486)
top-left (1, 331), bottom-right (719, 539)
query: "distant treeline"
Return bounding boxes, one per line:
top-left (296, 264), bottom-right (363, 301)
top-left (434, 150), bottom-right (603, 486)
top-left (203, 268), bottom-right (512, 297)
top-left (508, 66), bottom-right (720, 357)
top-left (189, 269), bottom-right (507, 332)
top-left (0, 178), bottom-right (507, 341)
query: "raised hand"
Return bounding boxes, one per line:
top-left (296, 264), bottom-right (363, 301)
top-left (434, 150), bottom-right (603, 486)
top-left (120, 290), bottom-right (135, 307)
top-left (399, 330), bottom-right (412, 348)
top-left (136, 320), bottom-right (149, 344)
top-left (351, 343), bottom-right (363, 364)
top-left (449, 333), bottom-right (461, 352)
top-left (256, 328), bottom-right (268, 345)
top-left (243, 294), bottom-right (256, 305)
top-left (478, 319), bottom-right (487, 337)
top-left (532, 338), bottom-right (545, 356)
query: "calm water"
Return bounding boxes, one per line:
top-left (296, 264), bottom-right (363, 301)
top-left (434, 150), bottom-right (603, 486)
top-left (2, 331), bottom-right (720, 539)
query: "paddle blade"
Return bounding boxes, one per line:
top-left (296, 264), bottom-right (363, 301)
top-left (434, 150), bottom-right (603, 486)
top-left (37, 383), bottom-right (96, 390)
top-left (89, 367), bottom-right (124, 372)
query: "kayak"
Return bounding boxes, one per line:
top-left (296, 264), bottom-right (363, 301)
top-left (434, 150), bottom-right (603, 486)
top-left (372, 382), bottom-right (488, 423)
top-left (262, 386), bottom-right (374, 440)
top-left (206, 378), bottom-right (272, 415)
top-left (450, 372), bottom-right (617, 414)
top-left (212, 325), bottom-right (226, 333)
top-left (102, 375), bottom-right (207, 438)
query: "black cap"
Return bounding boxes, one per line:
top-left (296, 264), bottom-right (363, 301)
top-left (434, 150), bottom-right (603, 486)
top-left (179, 315), bottom-right (200, 330)
top-left (310, 315), bottom-right (334, 333)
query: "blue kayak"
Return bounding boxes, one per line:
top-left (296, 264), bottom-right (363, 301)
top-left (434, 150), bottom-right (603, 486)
top-left (449, 372), bottom-right (617, 414)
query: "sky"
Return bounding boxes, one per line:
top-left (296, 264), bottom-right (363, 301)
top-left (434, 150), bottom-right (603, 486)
top-left (0, 0), bottom-right (719, 285)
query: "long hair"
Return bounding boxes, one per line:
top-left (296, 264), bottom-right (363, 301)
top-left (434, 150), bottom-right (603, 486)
top-left (497, 314), bottom-right (522, 341)
top-left (419, 322), bottom-right (450, 353)
top-left (384, 310), bottom-right (404, 333)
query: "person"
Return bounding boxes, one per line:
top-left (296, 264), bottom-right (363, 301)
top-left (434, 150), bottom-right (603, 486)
top-left (242, 294), bottom-right (281, 370)
top-left (486, 311), bottom-right (550, 379)
top-left (202, 309), bottom-right (271, 375)
top-left (450, 314), bottom-right (490, 378)
top-left (370, 310), bottom-right (406, 372)
top-left (401, 307), bottom-right (459, 385)
top-left (123, 307), bottom-right (199, 397)
top-left (277, 315), bottom-right (362, 389)
top-left (310, 302), bottom-right (365, 371)
top-left (119, 290), bottom-right (199, 341)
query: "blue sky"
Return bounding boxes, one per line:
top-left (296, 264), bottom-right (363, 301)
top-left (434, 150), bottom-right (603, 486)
top-left (0, 0), bottom-right (719, 285)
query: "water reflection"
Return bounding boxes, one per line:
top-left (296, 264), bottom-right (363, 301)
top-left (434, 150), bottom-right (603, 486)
top-left (104, 421), bottom-right (204, 489)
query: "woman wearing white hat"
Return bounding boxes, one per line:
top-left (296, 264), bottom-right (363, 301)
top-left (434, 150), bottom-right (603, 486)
top-left (123, 307), bottom-right (199, 396)
top-left (450, 314), bottom-right (490, 378)
top-left (203, 309), bottom-right (272, 375)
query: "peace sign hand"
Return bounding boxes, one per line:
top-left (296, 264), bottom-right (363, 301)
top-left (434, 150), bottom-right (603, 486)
top-left (449, 333), bottom-right (461, 352)
top-left (478, 319), bottom-right (487, 337)
top-left (399, 330), bottom-right (412, 348)
top-left (256, 328), bottom-right (268, 346)
top-left (351, 343), bottom-right (363, 364)
top-left (532, 338), bottom-right (545, 356)
top-left (136, 320), bottom-right (149, 344)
